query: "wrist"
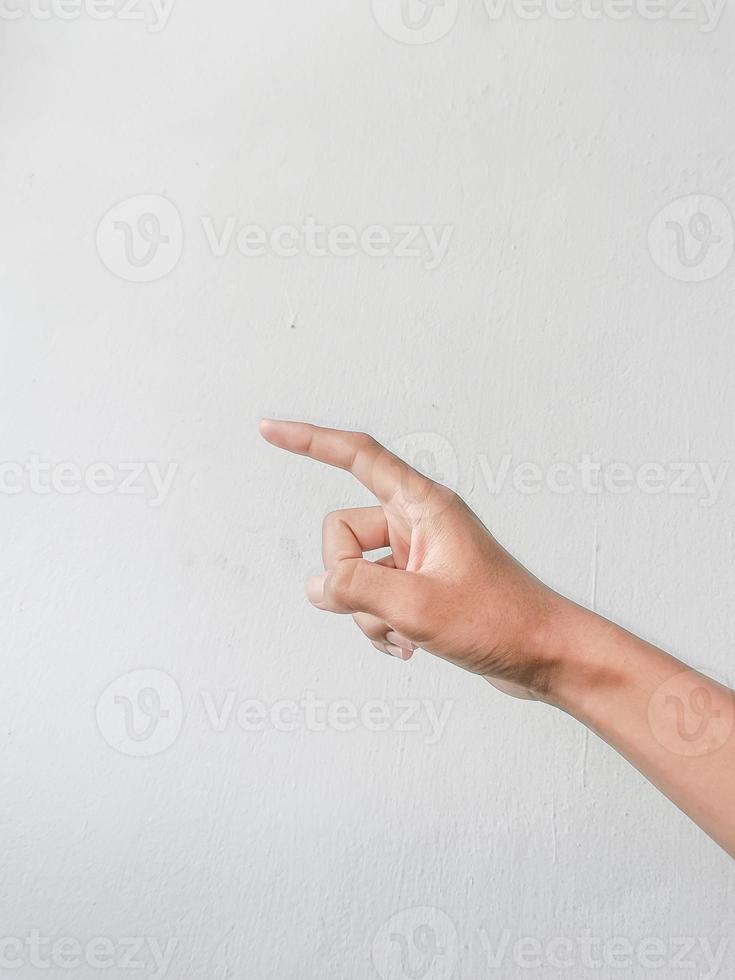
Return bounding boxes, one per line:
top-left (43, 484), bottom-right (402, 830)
top-left (531, 598), bottom-right (630, 716)
top-left (534, 597), bottom-right (687, 730)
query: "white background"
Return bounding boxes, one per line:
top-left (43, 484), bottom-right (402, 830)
top-left (1, 1), bottom-right (734, 977)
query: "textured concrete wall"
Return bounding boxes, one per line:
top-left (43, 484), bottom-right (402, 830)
top-left (1, 1), bottom-right (734, 977)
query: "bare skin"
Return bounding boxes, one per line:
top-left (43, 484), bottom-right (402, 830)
top-left (260, 419), bottom-right (735, 858)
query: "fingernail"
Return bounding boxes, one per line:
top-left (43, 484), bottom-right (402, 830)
top-left (386, 631), bottom-right (416, 651)
top-left (305, 573), bottom-right (327, 604)
top-left (385, 643), bottom-right (413, 660)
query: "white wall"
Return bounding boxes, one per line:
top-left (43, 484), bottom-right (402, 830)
top-left (1, 1), bottom-right (734, 977)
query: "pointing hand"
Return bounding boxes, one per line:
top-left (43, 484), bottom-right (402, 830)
top-left (259, 420), bottom-right (562, 700)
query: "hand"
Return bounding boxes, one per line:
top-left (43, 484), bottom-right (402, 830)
top-left (260, 419), bottom-right (735, 855)
top-left (259, 419), bottom-right (565, 700)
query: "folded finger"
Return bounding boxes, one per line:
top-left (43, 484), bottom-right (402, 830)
top-left (321, 506), bottom-right (388, 569)
top-left (353, 611), bottom-right (415, 660)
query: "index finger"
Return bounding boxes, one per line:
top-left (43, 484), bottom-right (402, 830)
top-left (258, 419), bottom-right (427, 504)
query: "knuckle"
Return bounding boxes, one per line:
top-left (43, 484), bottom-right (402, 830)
top-left (345, 432), bottom-right (378, 473)
top-left (328, 561), bottom-right (358, 603)
top-left (356, 431), bottom-right (376, 450)
top-left (434, 482), bottom-right (457, 507)
top-left (321, 510), bottom-right (343, 534)
top-left (420, 480), bottom-right (457, 517)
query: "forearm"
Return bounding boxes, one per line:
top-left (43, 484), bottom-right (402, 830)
top-left (542, 601), bottom-right (735, 857)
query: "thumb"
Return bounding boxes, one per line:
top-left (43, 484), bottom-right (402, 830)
top-left (306, 558), bottom-right (435, 636)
